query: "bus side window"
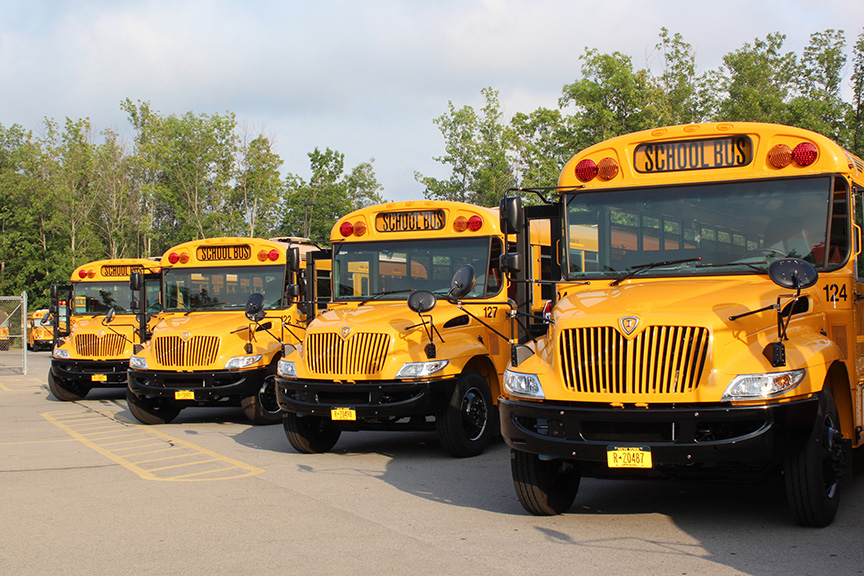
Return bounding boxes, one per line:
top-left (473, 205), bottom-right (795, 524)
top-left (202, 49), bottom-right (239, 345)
top-left (856, 189), bottom-right (864, 279)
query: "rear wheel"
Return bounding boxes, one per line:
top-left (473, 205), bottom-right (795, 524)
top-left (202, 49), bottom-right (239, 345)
top-left (241, 375), bottom-right (282, 425)
top-left (784, 387), bottom-right (848, 527)
top-left (283, 412), bottom-right (341, 453)
top-left (126, 389), bottom-right (181, 425)
top-left (48, 370), bottom-right (89, 401)
top-left (436, 370), bottom-right (496, 458)
top-left (511, 449), bottom-right (580, 516)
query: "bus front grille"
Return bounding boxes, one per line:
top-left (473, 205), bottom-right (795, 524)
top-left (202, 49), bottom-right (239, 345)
top-left (154, 336), bottom-right (220, 367)
top-left (74, 333), bottom-right (127, 357)
top-left (558, 326), bottom-right (709, 395)
top-left (306, 332), bottom-right (390, 376)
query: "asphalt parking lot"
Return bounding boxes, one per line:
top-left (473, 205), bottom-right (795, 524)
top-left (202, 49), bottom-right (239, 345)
top-left (2, 352), bottom-right (864, 576)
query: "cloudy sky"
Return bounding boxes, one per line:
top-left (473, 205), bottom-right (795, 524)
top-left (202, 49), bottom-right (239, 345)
top-left (3, 0), bottom-right (863, 202)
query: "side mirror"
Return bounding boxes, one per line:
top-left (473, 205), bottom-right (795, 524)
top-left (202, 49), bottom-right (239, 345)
top-left (104, 307), bottom-right (116, 324)
top-left (500, 196), bottom-right (524, 235)
top-left (286, 284), bottom-right (301, 298)
top-left (768, 258), bottom-right (818, 290)
top-left (287, 247), bottom-right (301, 273)
top-left (130, 299), bottom-right (140, 312)
top-left (245, 293), bottom-right (266, 323)
top-left (50, 284), bottom-right (59, 300)
top-left (407, 290), bottom-right (437, 314)
top-left (448, 265), bottom-right (476, 300)
top-left (129, 271), bottom-right (143, 291)
top-left (49, 304), bottom-right (58, 316)
top-left (499, 253), bottom-right (522, 274)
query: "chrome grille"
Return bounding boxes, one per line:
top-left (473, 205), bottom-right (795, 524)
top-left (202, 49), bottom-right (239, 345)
top-left (74, 333), bottom-right (126, 357)
top-left (154, 336), bottom-right (220, 367)
top-left (559, 326), bottom-right (709, 395)
top-left (307, 332), bottom-right (390, 376)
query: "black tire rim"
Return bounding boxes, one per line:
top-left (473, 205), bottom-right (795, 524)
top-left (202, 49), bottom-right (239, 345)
top-left (821, 414), bottom-right (843, 499)
top-left (460, 386), bottom-right (488, 441)
top-left (258, 376), bottom-right (281, 414)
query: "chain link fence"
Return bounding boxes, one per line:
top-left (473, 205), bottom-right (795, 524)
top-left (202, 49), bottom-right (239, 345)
top-left (0, 293), bottom-right (27, 374)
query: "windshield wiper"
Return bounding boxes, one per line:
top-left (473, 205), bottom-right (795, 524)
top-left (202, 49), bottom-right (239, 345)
top-left (359, 289), bottom-right (415, 306)
top-left (695, 261), bottom-right (769, 274)
top-left (610, 257), bottom-right (702, 286)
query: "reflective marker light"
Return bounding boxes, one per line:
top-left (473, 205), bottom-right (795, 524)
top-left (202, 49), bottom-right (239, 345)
top-left (575, 158), bottom-right (598, 182)
top-left (793, 142), bottom-right (818, 167)
top-left (768, 144), bottom-right (793, 168)
top-left (597, 157), bottom-right (620, 180)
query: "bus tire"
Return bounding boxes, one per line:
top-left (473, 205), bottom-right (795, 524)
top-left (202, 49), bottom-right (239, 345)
top-left (241, 375), bottom-right (282, 425)
top-left (283, 412), bottom-right (341, 453)
top-left (126, 389), bottom-right (181, 425)
top-left (511, 449), bottom-right (580, 516)
top-left (436, 370), bottom-right (495, 458)
top-left (48, 370), bottom-right (89, 401)
top-left (784, 387), bottom-right (846, 527)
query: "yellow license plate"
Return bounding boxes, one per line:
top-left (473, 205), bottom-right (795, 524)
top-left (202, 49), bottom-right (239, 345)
top-left (174, 390), bottom-right (195, 400)
top-left (607, 446), bottom-right (652, 469)
top-left (90, 374), bottom-right (108, 382)
top-left (331, 407), bottom-right (356, 421)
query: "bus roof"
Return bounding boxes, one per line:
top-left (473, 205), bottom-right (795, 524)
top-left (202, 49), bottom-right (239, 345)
top-left (331, 200), bottom-right (503, 243)
top-left (70, 258), bottom-right (160, 282)
top-left (160, 236), bottom-right (316, 267)
top-left (558, 122), bottom-right (864, 191)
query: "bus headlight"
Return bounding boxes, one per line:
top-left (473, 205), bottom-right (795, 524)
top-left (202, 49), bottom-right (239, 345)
top-left (277, 359), bottom-right (297, 378)
top-left (395, 360), bottom-right (449, 379)
top-left (504, 370), bottom-right (545, 399)
top-left (129, 356), bottom-right (148, 370)
top-left (225, 354), bottom-right (262, 370)
top-left (53, 348), bottom-right (71, 359)
top-left (722, 369), bottom-right (805, 401)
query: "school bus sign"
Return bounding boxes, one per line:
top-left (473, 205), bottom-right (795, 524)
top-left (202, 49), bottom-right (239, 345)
top-left (634, 136), bottom-right (753, 173)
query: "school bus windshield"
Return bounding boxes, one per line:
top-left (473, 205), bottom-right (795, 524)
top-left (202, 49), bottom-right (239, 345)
top-left (162, 265), bottom-right (285, 312)
top-left (564, 176), bottom-right (844, 280)
top-left (73, 282), bottom-right (137, 315)
top-left (333, 237), bottom-right (503, 300)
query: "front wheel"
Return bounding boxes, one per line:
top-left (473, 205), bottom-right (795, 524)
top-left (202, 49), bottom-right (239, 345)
top-left (511, 449), bottom-right (581, 516)
top-left (784, 387), bottom-right (848, 527)
top-left (283, 412), bottom-right (341, 453)
top-left (126, 389), bottom-right (181, 425)
top-left (48, 370), bottom-right (89, 401)
top-left (436, 370), bottom-right (496, 458)
top-left (241, 375), bottom-right (282, 425)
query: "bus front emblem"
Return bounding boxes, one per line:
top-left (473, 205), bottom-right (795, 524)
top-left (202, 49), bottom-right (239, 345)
top-left (340, 327), bottom-right (352, 339)
top-left (182, 332), bottom-right (191, 341)
top-left (620, 317), bottom-right (639, 335)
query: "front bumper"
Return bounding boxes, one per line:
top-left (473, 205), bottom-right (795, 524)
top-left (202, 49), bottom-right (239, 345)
top-left (128, 367), bottom-right (269, 405)
top-left (500, 395), bottom-right (819, 467)
top-left (275, 375), bottom-right (458, 426)
top-left (51, 359), bottom-right (129, 388)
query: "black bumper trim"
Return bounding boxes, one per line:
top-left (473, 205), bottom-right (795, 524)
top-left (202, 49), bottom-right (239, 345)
top-left (51, 359), bottom-right (129, 388)
top-left (128, 367), bottom-right (269, 403)
top-left (499, 396), bottom-right (819, 465)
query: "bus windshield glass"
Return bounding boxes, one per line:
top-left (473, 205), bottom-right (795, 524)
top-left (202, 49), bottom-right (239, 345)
top-left (564, 176), bottom-right (845, 280)
top-left (163, 265), bottom-right (285, 312)
top-left (333, 237), bottom-right (503, 301)
top-left (73, 282), bottom-right (136, 315)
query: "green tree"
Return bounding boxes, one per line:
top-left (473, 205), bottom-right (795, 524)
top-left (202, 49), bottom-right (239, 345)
top-left (849, 29), bottom-right (864, 156)
top-left (280, 147), bottom-right (382, 243)
top-left (415, 87), bottom-right (515, 207)
top-left (231, 127), bottom-right (284, 237)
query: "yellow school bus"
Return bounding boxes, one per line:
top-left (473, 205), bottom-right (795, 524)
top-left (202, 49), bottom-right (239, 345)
top-left (26, 309), bottom-right (53, 351)
top-left (126, 237), bottom-right (318, 425)
top-left (49, 258), bottom-right (161, 401)
top-left (498, 122), bottom-right (864, 526)
top-left (274, 200), bottom-right (553, 457)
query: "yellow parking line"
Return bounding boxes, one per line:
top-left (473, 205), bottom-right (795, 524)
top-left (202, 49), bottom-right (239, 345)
top-left (42, 409), bottom-right (264, 482)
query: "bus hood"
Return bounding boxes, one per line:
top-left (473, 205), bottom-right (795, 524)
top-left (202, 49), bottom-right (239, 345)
top-left (310, 302), bottom-right (452, 334)
top-left (152, 312), bottom-right (252, 336)
top-left (552, 276), bottom-right (819, 333)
